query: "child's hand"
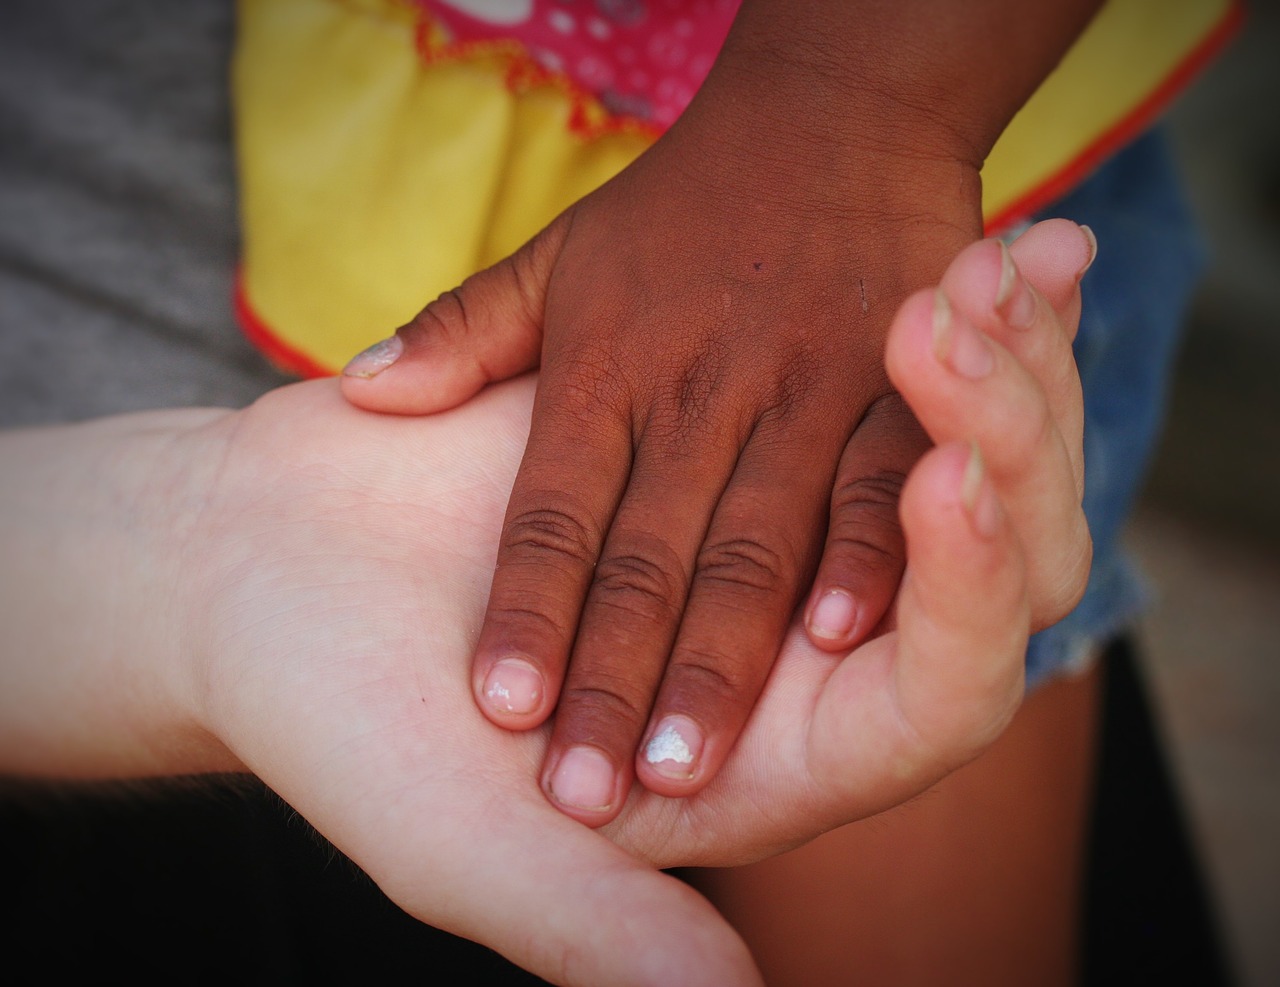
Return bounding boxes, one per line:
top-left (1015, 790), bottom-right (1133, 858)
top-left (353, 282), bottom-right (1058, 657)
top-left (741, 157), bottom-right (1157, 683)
top-left (339, 3), bottom-right (1100, 823)
top-left (342, 94), bottom-right (980, 826)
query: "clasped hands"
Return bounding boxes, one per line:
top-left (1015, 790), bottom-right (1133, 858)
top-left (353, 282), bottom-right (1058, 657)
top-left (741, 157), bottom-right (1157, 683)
top-left (0, 220), bottom-right (1094, 987)
top-left (250, 222), bottom-right (1091, 982)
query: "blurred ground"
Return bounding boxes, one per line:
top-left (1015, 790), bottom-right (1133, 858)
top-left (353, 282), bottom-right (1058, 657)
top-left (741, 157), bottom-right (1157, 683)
top-left (1126, 5), bottom-right (1280, 985)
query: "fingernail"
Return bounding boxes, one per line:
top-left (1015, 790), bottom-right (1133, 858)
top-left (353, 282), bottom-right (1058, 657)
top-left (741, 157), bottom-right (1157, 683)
top-left (483, 658), bottom-right (544, 716)
top-left (933, 290), bottom-right (994, 380)
top-left (548, 746), bottom-right (616, 811)
top-left (995, 242), bottom-right (1037, 330)
top-left (960, 441), bottom-right (1001, 539)
top-left (808, 588), bottom-right (858, 641)
top-left (342, 334), bottom-right (403, 378)
top-left (643, 716), bottom-right (703, 781)
top-left (1078, 224), bottom-right (1098, 279)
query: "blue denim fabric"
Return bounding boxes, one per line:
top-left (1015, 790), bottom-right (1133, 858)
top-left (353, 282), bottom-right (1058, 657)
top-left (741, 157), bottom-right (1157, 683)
top-left (1019, 129), bottom-right (1208, 689)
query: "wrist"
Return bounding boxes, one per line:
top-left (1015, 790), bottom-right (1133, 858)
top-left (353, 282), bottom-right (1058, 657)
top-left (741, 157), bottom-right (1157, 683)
top-left (692, 0), bottom-right (1103, 179)
top-left (0, 409), bottom-right (244, 779)
top-left (658, 16), bottom-right (988, 264)
top-left (142, 411), bottom-right (251, 777)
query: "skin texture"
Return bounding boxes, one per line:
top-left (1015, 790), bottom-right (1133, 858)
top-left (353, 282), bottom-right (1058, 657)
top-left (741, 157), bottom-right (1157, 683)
top-left (342, 0), bottom-right (1105, 823)
top-left (687, 659), bottom-right (1102, 987)
top-left (1, 222), bottom-right (1093, 986)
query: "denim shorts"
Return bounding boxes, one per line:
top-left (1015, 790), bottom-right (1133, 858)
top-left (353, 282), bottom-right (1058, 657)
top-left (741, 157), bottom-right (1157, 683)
top-left (1017, 128), bottom-right (1208, 690)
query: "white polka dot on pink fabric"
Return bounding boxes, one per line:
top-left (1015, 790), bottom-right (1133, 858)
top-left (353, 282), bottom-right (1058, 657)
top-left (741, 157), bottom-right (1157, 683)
top-left (648, 34), bottom-right (688, 70)
top-left (655, 77), bottom-right (693, 107)
top-left (576, 54), bottom-right (615, 88)
top-left (533, 46), bottom-right (564, 72)
top-left (423, 0), bottom-right (741, 129)
top-left (547, 9), bottom-right (574, 34)
top-left (688, 52), bottom-right (713, 79)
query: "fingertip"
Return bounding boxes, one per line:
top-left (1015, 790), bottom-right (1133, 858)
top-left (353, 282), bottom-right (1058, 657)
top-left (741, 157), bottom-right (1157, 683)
top-left (476, 656), bottom-right (551, 728)
top-left (1078, 223), bottom-right (1098, 278)
top-left (884, 287), bottom-right (942, 387)
top-left (341, 333), bottom-right (404, 379)
top-left (1007, 218), bottom-right (1095, 312)
top-left (805, 586), bottom-right (861, 650)
top-left (896, 442), bottom-right (1015, 630)
top-left (636, 714), bottom-right (710, 797)
top-left (902, 441), bottom-right (1005, 549)
top-left (339, 343), bottom-right (487, 415)
top-left (543, 745), bottom-right (626, 827)
top-left (937, 237), bottom-right (1009, 324)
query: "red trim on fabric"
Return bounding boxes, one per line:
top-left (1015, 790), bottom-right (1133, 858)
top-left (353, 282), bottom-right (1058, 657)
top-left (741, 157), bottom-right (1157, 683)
top-left (234, 272), bottom-right (335, 379)
top-left (984, 0), bottom-right (1244, 234)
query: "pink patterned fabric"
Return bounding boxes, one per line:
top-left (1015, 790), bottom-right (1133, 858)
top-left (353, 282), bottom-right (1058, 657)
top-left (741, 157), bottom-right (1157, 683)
top-left (421, 0), bottom-right (741, 129)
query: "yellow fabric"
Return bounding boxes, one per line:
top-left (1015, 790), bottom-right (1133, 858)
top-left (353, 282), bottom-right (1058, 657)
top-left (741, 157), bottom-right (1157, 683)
top-left (233, 0), bottom-right (1234, 375)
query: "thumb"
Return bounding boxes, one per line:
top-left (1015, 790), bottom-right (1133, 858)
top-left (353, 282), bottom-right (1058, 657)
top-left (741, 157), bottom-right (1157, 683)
top-left (374, 801), bottom-right (763, 987)
top-left (340, 214), bottom-right (569, 414)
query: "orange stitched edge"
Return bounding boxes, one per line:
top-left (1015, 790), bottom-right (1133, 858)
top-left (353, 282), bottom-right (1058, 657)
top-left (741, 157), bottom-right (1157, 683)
top-left (235, 274), bottom-right (336, 379)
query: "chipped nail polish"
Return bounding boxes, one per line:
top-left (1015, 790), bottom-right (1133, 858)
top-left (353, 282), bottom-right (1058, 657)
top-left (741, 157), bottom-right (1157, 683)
top-left (644, 716), bottom-right (703, 781)
top-left (342, 334), bottom-right (403, 378)
top-left (483, 658), bottom-right (543, 716)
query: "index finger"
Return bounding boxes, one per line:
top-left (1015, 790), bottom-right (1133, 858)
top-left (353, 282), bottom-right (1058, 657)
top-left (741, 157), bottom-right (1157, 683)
top-left (471, 376), bottom-right (632, 729)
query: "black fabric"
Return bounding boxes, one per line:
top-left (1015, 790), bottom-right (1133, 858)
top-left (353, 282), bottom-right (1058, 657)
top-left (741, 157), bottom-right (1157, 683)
top-left (1081, 636), bottom-right (1236, 986)
top-left (0, 639), bottom-right (1234, 985)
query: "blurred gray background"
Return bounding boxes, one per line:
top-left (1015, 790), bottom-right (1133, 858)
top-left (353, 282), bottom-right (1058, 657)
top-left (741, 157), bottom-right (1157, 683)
top-left (1127, 4), bottom-right (1280, 985)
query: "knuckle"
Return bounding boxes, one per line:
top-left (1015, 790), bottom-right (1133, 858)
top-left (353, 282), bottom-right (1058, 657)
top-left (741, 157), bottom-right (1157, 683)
top-left (861, 389), bottom-right (920, 431)
top-left (826, 469), bottom-right (908, 572)
top-left (643, 342), bottom-right (730, 447)
top-left (503, 502), bottom-right (599, 569)
top-left (486, 600), bottom-right (574, 645)
top-left (592, 547), bottom-right (686, 624)
top-left (560, 681), bottom-right (649, 733)
top-left (824, 531), bottom-right (901, 581)
top-left (667, 647), bottom-right (750, 707)
top-left (547, 356), bottom-right (633, 425)
top-left (510, 216), bottom-right (567, 316)
top-left (759, 346), bottom-right (822, 424)
top-left (411, 286), bottom-right (472, 346)
top-left (696, 535), bottom-right (791, 599)
top-left (830, 468), bottom-right (908, 516)
top-left (671, 341), bottom-right (727, 429)
top-left (997, 391), bottom-right (1055, 466)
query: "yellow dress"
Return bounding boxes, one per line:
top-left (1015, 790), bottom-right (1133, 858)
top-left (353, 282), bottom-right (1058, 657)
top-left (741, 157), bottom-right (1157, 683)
top-left (231, 0), bottom-right (1240, 377)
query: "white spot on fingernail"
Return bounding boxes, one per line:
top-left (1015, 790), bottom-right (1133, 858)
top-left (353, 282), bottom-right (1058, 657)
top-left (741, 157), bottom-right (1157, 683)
top-left (645, 724), bottom-right (693, 765)
top-left (487, 682), bottom-right (511, 702)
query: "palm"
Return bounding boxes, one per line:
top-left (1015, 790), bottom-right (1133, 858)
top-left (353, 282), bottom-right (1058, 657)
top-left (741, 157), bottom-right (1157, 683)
top-left (190, 378), bottom-right (1017, 877)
